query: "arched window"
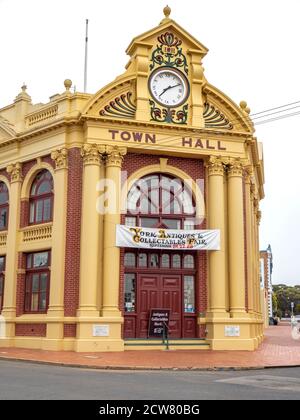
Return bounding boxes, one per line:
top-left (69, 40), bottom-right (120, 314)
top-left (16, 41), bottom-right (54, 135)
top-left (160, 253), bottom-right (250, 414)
top-left (161, 254), bottom-right (170, 268)
top-left (172, 254), bottom-right (181, 268)
top-left (126, 174), bottom-right (195, 229)
top-left (184, 255), bottom-right (195, 269)
top-left (0, 182), bottom-right (9, 231)
top-left (29, 170), bottom-right (54, 225)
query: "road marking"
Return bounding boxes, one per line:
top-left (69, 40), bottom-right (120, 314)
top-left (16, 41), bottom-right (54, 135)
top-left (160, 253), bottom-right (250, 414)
top-left (217, 375), bottom-right (300, 393)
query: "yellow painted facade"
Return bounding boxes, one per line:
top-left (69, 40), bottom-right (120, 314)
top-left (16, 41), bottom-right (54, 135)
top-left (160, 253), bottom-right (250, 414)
top-left (0, 7), bottom-right (265, 352)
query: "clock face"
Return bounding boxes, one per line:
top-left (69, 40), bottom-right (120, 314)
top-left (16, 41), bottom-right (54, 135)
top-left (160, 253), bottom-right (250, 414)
top-left (149, 68), bottom-right (189, 108)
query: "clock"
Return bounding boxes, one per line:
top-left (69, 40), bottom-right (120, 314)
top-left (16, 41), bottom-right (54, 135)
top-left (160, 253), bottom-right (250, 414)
top-left (149, 67), bottom-right (189, 108)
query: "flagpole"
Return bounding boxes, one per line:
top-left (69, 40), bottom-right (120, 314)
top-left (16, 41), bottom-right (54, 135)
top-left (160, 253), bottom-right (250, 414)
top-left (84, 19), bottom-right (89, 93)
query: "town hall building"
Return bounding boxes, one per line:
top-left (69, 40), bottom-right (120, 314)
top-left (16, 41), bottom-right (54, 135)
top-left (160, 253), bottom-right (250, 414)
top-left (0, 7), bottom-right (265, 352)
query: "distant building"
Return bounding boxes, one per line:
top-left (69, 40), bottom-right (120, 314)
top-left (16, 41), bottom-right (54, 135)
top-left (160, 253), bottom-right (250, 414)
top-left (260, 245), bottom-right (273, 325)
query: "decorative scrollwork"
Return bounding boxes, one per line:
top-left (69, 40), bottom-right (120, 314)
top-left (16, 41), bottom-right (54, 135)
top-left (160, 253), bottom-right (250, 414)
top-left (150, 32), bottom-right (188, 74)
top-left (203, 103), bottom-right (233, 130)
top-left (206, 156), bottom-right (226, 177)
top-left (150, 100), bottom-right (188, 124)
top-left (51, 148), bottom-right (68, 171)
top-left (7, 162), bottom-right (22, 183)
top-left (99, 92), bottom-right (136, 119)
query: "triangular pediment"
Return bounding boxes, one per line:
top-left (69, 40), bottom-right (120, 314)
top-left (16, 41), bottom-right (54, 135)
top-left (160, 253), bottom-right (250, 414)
top-left (126, 19), bottom-right (208, 58)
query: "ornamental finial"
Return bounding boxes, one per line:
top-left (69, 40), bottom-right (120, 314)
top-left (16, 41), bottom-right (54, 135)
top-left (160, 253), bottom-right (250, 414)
top-left (64, 79), bottom-right (72, 92)
top-left (163, 5), bottom-right (171, 18)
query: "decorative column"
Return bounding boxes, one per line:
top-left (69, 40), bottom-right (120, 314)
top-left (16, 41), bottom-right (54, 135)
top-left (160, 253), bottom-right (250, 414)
top-left (228, 159), bottom-right (247, 318)
top-left (44, 149), bottom-right (68, 350)
top-left (254, 203), bottom-right (263, 340)
top-left (256, 208), bottom-right (263, 317)
top-left (2, 163), bottom-right (22, 343)
top-left (252, 191), bottom-right (260, 318)
top-left (102, 146), bottom-right (127, 318)
top-left (244, 167), bottom-right (255, 316)
top-left (206, 156), bottom-right (228, 318)
top-left (250, 185), bottom-right (257, 316)
top-left (77, 144), bottom-right (103, 318)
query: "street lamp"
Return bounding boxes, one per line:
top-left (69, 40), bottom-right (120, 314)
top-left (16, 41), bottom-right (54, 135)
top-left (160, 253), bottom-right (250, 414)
top-left (291, 302), bottom-right (295, 317)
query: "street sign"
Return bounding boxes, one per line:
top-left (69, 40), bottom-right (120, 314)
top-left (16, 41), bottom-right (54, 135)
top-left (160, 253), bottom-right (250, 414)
top-left (148, 309), bottom-right (170, 338)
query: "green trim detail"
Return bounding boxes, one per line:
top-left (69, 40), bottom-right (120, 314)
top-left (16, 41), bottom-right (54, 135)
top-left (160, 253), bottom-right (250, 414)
top-left (150, 101), bottom-right (188, 124)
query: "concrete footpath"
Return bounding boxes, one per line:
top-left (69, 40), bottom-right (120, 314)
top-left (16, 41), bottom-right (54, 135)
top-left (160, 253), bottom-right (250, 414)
top-left (0, 325), bottom-right (299, 371)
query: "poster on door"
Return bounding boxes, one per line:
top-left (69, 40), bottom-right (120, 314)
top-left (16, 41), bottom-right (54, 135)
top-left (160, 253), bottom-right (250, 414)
top-left (148, 309), bottom-right (170, 338)
top-left (116, 225), bottom-right (220, 251)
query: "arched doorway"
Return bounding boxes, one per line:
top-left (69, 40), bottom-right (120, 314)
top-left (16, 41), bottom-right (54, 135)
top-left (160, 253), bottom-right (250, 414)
top-left (123, 174), bottom-right (198, 339)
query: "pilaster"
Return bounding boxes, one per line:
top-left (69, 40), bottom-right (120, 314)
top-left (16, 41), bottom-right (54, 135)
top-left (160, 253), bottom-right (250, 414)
top-left (227, 159), bottom-right (247, 318)
top-left (102, 146), bottom-right (127, 318)
top-left (42, 149), bottom-right (68, 350)
top-left (77, 144), bottom-right (103, 318)
top-left (1, 163), bottom-right (22, 345)
top-left (206, 156), bottom-right (229, 319)
top-left (244, 167), bottom-right (255, 317)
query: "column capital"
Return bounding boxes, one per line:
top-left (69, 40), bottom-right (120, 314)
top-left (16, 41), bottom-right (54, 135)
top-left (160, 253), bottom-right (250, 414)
top-left (206, 156), bottom-right (226, 176)
top-left (51, 148), bottom-right (68, 171)
top-left (227, 158), bottom-right (244, 178)
top-left (253, 197), bottom-right (259, 216)
top-left (7, 162), bottom-right (22, 183)
top-left (245, 137), bottom-right (256, 147)
top-left (81, 144), bottom-right (103, 166)
top-left (257, 210), bottom-right (262, 225)
top-left (244, 166), bottom-right (254, 184)
top-left (105, 146), bottom-right (127, 168)
top-left (250, 182), bottom-right (257, 198)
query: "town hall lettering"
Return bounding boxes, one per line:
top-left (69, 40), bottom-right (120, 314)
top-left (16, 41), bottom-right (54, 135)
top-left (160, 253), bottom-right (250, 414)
top-left (182, 138), bottom-right (227, 151)
top-left (109, 130), bottom-right (156, 143)
top-left (108, 130), bottom-right (227, 151)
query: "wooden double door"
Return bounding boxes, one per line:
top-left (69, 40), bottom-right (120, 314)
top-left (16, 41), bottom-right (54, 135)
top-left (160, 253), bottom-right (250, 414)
top-left (124, 272), bottom-right (197, 339)
top-left (138, 273), bottom-right (182, 338)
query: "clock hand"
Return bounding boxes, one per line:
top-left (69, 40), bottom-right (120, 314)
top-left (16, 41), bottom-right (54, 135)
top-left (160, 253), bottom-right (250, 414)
top-left (169, 83), bottom-right (181, 90)
top-left (159, 85), bottom-right (172, 98)
top-left (159, 84), bottom-right (181, 98)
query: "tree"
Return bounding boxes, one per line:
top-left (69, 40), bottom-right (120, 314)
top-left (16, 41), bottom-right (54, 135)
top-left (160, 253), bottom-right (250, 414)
top-left (273, 285), bottom-right (300, 317)
top-left (272, 293), bottom-right (278, 315)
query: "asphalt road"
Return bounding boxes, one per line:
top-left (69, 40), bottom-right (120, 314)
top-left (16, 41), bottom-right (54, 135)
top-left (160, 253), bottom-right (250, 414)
top-left (0, 360), bottom-right (300, 400)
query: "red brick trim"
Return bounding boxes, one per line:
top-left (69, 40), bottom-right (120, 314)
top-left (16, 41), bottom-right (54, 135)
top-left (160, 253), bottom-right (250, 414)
top-left (64, 324), bottom-right (77, 338)
top-left (64, 148), bottom-right (83, 317)
top-left (42, 155), bottom-right (55, 168)
top-left (16, 253), bottom-right (26, 317)
top-left (0, 169), bottom-right (10, 182)
top-left (15, 324), bottom-right (47, 337)
top-left (243, 178), bottom-right (249, 312)
top-left (22, 160), bottom-right (36, 179)
top-left (20, 199), bottom-right (29, 228)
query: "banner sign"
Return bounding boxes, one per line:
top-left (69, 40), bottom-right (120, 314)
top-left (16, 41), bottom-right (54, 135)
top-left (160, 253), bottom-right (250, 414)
top-left (148, 309), bottom-right (170, 338)
top-left (116, 225), bottom-right (220, 251)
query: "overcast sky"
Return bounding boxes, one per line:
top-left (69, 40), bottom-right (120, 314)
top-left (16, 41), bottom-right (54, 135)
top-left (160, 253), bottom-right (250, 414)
top-left (1, 0), bottom-right (300, 286)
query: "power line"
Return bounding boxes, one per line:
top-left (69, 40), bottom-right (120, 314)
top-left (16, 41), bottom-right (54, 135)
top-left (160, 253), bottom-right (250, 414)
top-left (214, 100), bottom-right (300, 128)
top-left (252, 105), bottom-right (300, 121)
top-left (255, 110), bottom-right (300, 126)
top-left (250, 100), bottom-right (300, 117)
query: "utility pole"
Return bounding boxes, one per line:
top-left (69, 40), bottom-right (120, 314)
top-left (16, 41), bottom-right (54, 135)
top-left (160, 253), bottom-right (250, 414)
top-left (84, 19), bottom-right (89, 93)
